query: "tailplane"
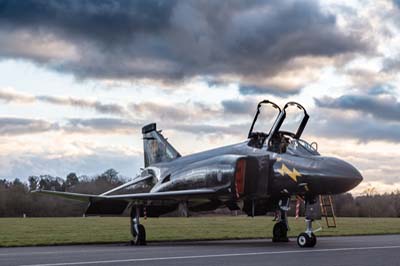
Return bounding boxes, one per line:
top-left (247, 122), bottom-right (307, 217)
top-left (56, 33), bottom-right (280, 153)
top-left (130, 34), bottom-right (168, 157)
top-left (142, 123), bottom-right (181, 167)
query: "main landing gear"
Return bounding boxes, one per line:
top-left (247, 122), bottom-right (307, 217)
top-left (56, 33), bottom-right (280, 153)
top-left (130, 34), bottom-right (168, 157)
top-left (130, 206), bottom-right (146, 245)
top-left (272, 196), bottom-right (289, 242)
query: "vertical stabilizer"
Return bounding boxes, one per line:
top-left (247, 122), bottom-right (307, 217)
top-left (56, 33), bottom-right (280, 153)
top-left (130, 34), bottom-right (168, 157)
top-left (142, 123), bottom-right (181, 167)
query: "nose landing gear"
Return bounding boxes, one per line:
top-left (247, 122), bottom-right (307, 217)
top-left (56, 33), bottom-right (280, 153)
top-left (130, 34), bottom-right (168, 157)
top-left (297, 198), bottom-right (319, 248)
top-left (297, 219), bottom-right (317, 247)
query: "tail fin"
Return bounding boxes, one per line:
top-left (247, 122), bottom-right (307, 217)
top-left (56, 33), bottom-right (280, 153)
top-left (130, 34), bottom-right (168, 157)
top-left (142, 123), bottom-right (181, 167)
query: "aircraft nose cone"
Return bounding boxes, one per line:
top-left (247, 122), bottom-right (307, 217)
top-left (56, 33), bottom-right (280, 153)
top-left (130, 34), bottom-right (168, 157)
top-left (320, 157), bottom-right (363, 194)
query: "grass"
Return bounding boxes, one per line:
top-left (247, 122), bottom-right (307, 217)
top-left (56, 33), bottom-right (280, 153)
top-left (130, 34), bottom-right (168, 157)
top-left (0, 216), bottom-right (399, 247)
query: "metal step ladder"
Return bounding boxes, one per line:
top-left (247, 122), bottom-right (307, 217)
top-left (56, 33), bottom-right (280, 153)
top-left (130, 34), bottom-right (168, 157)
top-left (319, 195), bottom-right (336, 228)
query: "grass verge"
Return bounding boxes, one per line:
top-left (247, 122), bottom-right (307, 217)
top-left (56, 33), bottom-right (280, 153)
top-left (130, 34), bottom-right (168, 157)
top-left (0, 216), bottom-right (399, 247)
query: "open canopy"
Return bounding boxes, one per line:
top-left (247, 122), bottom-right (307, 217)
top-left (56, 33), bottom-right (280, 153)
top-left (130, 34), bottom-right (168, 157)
top-left (248, 100), bottom-right (314, 154)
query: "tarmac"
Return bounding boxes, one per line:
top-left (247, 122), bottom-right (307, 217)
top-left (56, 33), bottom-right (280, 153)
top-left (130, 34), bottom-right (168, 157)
top-left (1, 235), bottom-right (400, 266)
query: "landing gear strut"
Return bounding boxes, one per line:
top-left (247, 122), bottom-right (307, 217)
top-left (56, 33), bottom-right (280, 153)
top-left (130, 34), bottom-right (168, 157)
top-left (130, 206), bottom-right (146, 245)
top-left (272, 196), bottom-right (289, 242)
top-left (297, 199), bottom-right (317, 248)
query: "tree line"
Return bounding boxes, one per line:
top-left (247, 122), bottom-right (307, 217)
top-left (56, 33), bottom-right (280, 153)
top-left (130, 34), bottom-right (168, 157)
top-left (0, 169), bottom-right (124, 217)
top-left (0, 169), bottom-right (399, 217)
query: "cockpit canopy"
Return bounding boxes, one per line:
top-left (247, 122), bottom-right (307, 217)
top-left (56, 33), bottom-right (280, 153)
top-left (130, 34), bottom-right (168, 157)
top-left (247, 100), bottom-right (319, 156)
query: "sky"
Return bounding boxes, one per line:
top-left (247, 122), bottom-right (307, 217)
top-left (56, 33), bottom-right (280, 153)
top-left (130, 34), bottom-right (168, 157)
top-left (0, 0), bottom-right (399, 195)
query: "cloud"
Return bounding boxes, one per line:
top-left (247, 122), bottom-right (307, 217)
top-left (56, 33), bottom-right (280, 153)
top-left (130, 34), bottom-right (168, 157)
top-left (315, 93), bottom-right (400, 122)
top-left (0, 88), bottom-right (128, 116)
top-left (239, 84), bottom-right (299, 97)
top-left (382, 57), bottom-right (400, 73)
top-left (0, 116), bottom-right (140, 136)
top-left (63, 117), bottom-right (247, 137)
top-left (0, 88), bottom-right (35, 103)
top-left (129, 101), bottom-right (218, 122)
top-left (64, 118), bottom-right (141, 134)
top-left (0, 117), bottom-right (58, 135)
top-left (367, 84), bottom-right (396, 96)
top-left (36, 95), bottom-right (127, 116)
top-left (221, 99), bottom-right (257, 116)
top-left (173, 123), bottom-right (247, 136)
top-left (0, 0), bottom-right (367, 95)
top-left (309, 114), bottom-right (400, 142)
top-left (313, 92), bottom-right (400, 142)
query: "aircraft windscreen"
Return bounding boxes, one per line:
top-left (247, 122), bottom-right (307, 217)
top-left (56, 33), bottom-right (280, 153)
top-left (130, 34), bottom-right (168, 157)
top-left (251, 105), bottom-right (280, 134)
top-left (287, 139), bottom-right (320, 156)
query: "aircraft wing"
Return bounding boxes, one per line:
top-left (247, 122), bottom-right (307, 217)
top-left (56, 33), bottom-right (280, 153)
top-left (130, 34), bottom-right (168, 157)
top-left (33, 188), bottom-right (226, 215)
top-left (32, 190), bottom-right (97, 202)
top-left (32, 188), bottom-right (219, 202)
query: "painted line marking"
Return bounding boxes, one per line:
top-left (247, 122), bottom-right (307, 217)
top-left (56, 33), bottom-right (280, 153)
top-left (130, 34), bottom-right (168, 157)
top-left (19, 245), bottom-right (400, 266)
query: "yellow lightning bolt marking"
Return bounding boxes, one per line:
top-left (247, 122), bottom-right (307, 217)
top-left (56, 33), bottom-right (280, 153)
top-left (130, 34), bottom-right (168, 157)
top-left (277, 163), bottom-right (301, 182)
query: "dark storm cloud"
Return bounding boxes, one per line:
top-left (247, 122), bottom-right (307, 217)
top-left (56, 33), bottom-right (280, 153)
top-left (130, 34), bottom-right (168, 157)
top-left (0, 0), bottom-right (367, 94)
top-left (315, 94), bottom-right (400, 122)
top-left (0, 117), bottom-right (58, 135)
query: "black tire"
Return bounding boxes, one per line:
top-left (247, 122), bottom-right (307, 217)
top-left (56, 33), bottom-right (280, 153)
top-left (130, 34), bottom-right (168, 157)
top-left (131, 224), bottom-right (146, 246)
top-left (272, 222), bottom-right (288, 242)
top-left (309, 233), bottom-right (317, 247)
top-left (297, 232), bottom-right (316, 248)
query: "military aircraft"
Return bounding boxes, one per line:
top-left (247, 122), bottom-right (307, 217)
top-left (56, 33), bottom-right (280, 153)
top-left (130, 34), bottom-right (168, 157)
top-left (34, 100), bottom-right (363, 248)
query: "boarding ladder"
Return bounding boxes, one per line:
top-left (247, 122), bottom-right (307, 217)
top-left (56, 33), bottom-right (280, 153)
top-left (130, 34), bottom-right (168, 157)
top-left (319, 195), bottom-right (336, 228)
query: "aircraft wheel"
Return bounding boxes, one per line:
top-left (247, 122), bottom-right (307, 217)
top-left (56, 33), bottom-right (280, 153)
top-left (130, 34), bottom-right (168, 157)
top-left (272, 222), bottom-right (288, 242)
top-left (309, 233), bottom-right (317, 247)
top-left (297, 232), bottom-right (316, 248)
top-left (131, 224), bottom-right (146, 246)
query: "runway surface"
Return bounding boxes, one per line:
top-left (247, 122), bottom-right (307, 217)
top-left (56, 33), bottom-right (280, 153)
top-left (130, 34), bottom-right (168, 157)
top-left (1, 235), bottom-right (400, 266)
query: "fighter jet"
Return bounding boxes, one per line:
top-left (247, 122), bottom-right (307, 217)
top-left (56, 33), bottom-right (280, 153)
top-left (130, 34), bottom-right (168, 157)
top-left (34, 100), bottom-right (363, 248)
